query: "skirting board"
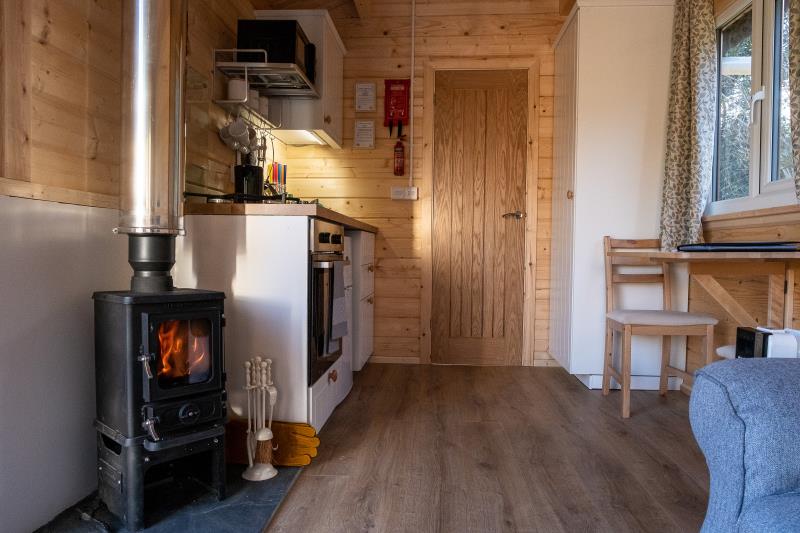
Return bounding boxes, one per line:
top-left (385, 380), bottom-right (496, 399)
top-left (576, 374), bottom-right (684, 391)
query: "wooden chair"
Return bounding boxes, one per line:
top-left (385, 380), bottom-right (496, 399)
top-left (602, 237), bottom-right (717, 418)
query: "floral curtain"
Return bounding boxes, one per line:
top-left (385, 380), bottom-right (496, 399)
top-left (659, 0), bottom-right (718, 251)
top-left (790, 0), bottom-right (800, 199)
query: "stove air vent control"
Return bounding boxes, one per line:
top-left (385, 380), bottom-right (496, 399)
top-left (178, 403), bottom-right (201, 425)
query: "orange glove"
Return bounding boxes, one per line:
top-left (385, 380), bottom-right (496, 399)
top-left (271, 421), bottom-right (320, 466)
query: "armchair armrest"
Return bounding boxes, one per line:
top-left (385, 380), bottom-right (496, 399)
top-left (690, 359), bottom-right (800, 532)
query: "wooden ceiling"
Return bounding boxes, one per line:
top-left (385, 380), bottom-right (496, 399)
top-left (250, 0), bottom-right (362, 19)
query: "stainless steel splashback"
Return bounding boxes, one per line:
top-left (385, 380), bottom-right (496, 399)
top-left (117, 0), bottom-right (188, 235)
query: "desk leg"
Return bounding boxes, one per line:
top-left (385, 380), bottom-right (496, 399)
top-left (785, 267), bottom-right (795, 329)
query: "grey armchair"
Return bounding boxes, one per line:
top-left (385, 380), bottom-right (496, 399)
top-left (690, 358), bottom-right (800, 532)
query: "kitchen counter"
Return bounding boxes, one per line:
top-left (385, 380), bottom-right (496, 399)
top-left (184, 202), bottom-right (378, 233)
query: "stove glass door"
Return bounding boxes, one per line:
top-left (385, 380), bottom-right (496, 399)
top-left (155, 318), bottom-right (213, 388)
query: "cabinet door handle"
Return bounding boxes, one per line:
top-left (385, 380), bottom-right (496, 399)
top-left (324, 115), bottom-right (332, 124)
top-left (367, 264), bottom-right (374, 273)
top-left (367, 297), bottom-right (374, 305)
top-left (567, 190), bottom-right (574, 200)
top-left (328, 369), bottom-right (338, 383)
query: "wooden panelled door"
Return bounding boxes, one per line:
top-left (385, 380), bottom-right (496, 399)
top-left (431, 70), bottom-right (528, 365)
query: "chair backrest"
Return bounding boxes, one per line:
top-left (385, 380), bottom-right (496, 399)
top-left (603, 236), bottom-right (669, 313)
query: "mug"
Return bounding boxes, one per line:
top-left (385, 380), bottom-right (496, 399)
top-left (219, 118), bottom-right (251, 153)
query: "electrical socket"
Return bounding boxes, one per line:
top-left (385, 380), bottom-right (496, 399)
top-left (390, 186), bottom-right (419, 201)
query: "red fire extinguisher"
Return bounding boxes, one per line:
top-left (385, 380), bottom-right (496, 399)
top-left (393, 140), bottom-right (405, 176)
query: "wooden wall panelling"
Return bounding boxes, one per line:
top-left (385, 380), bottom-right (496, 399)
top-left (0, 0), bottom-right (121, 208)
top-left (1, 0), bottom-right (32, 184)
top-left (559, 0), bottom-right (576, 16)
top-left (353, 0), bottom-right (371, 18)
top-left (264, 0), bottom-right (561, 365)
top-left (1, 0), bottom-right (272, 208)
top-left (29, 0), bottom-right (121, 199)
top-left (686, 269), bottom-right (771, 377)
top-left (714, 0), bottom-right (739, 18)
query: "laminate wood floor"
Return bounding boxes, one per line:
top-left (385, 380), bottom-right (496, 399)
top-left (267, 364), bottom-right (709, 533)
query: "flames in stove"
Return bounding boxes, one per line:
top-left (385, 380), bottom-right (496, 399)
top-left (157, 319), bottom-right (211, 385)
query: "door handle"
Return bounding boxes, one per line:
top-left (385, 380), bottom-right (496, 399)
top-left (502, 211), bottom-right (526, 220)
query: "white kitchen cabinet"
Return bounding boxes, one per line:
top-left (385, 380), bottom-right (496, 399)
top-left (336, 333), bottom-right (353, 405)
top-left (551, 0), bottom-right (677, 389)
top-left (347, 230), bottom-right (375, 371)
top-left (254, 10), bottom-right (346, 148)
top-left (339, 235), bottom-right (354, 403)
top-left (309, 352), bottom-right (348, 431)
top-left (343, 235), bottom-right (354, 287)
top-left (357, 294), bottom-right (374, 369)
top-left (174, 214), bottom-right (359, 432)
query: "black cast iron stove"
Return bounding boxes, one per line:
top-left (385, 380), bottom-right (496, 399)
top-left (93, 235), bottom-right (227, 532)
top-left (93, 1), bottom-right (230, 529)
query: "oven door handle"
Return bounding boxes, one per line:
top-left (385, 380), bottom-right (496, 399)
top-left (312, 261), bottom-right (337, 269)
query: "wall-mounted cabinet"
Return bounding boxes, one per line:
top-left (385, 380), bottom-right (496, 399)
top-left (254, 10), bottom-right (346, 149)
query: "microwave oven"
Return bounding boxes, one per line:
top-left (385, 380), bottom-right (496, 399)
top-left (237, 20), bottom-right (316, 84)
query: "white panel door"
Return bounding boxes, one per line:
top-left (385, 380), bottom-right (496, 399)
top-left (551, 13), bottom-right (578, 370)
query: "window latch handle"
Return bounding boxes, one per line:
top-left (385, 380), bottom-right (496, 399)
top-left (751, 86), bottom-right (766, 124)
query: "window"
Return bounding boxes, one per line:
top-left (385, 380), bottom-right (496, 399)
top-left (772, 0), bottom-right (792, 182)
top-left (716, 10), bottom-right (753, 201)
top-left (710, 0), bottom-right (795, 214)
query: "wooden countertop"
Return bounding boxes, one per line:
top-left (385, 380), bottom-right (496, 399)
top-left (184, 202), bottom-right (378, 233)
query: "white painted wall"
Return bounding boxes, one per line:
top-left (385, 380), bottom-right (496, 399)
top-left (0, 196), bottom-right (129, 533)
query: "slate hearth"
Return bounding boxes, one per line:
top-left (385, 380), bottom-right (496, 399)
top-left (38, 465), bottom-right (301, 533)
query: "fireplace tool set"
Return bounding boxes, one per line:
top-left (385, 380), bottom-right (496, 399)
top-left (243, 357), bottom-right (279, 481)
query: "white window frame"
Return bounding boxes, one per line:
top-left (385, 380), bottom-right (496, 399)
top-left (706, 0), bottom-right (796, 216)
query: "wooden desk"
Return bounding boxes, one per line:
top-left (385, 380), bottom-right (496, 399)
top-left (609, 250), bottom-right (800, 391)
top-left (608, 250), bottom-right (800, 263)
top-left (607, 250), bottom-right (800, 329)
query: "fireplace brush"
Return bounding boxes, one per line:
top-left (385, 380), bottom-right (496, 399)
top-left (242, 356), bottom-right (278, 481)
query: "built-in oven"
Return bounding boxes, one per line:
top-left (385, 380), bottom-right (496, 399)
top-left (308, 218), bottom-right (345, 385)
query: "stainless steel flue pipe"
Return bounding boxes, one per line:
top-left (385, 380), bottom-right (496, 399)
top-left (117, 0), bottom-right (188, 236)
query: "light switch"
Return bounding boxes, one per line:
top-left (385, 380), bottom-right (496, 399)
top-left (390, 186), bottom-right (419, 201)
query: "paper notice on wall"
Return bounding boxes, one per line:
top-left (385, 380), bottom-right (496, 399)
top-left (354, 120), bottom-right (375, 149)
top-left (355, 82), bottom-right (377, 112)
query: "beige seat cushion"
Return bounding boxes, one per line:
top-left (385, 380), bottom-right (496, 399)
top-left (607, 309), bottom-right (718, 326)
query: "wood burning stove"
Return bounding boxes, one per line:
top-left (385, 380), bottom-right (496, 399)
top-left (93, 289), bottom-right (226, 531)
top-left (92, 1), bottom-right (229, 530)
